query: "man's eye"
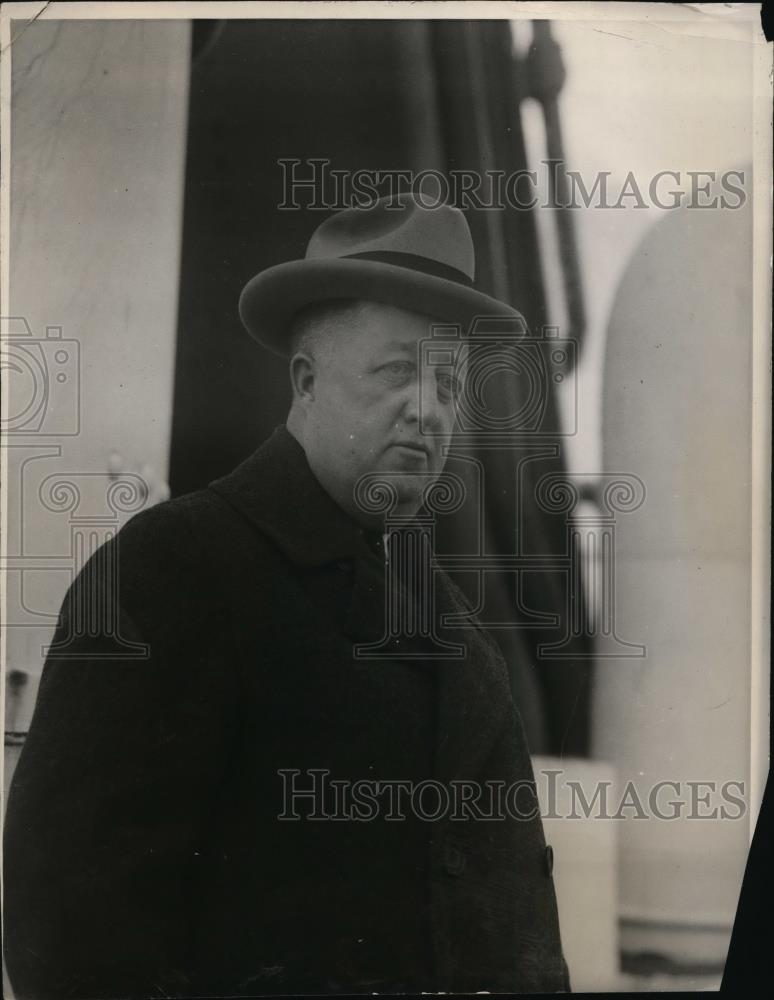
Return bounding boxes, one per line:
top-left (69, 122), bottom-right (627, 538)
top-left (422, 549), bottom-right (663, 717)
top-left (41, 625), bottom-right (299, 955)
top-left (437, 373), bottom-right (461, 399)
top-left (380, 361), bottom-right (413, 380)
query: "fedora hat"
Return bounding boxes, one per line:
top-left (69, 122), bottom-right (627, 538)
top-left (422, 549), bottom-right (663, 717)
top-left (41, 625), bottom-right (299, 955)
top-left (238, 192), bottom-right (520, 356)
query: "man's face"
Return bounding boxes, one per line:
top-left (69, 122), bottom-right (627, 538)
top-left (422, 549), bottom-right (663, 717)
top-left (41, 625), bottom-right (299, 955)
top-left (297, 301), bottom-right (463, 524)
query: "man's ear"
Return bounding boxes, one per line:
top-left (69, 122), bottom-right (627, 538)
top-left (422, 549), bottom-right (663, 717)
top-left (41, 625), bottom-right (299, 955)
top-left (289, 351), bottom-right (316, 403)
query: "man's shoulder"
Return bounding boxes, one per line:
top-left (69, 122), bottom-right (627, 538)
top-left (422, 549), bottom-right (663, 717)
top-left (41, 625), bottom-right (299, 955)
top-left (110, 425), bottom-right (341, 580)
top-left (116, 483), bottom-right (280, 569)
top-left (113, 487), bottom-right (216, 562)
top-left (119, 485), bottom-right (221, 540)
top-left (56, 477), bottom-right (291, 649)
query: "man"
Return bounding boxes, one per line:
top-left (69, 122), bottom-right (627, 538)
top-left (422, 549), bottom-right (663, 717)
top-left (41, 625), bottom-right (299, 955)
top-left (4, 194), bottom-right (570, 996)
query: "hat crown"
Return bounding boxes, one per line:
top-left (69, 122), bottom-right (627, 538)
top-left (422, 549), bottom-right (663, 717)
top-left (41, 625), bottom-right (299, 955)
top-left (305, 192), bottom-right (475, 280)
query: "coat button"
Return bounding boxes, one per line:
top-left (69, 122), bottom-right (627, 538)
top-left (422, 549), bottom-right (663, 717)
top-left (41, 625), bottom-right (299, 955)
top-left (544, 844), bottom-right (554, 877)
top-left (443, 843), bottom-right (466, 876)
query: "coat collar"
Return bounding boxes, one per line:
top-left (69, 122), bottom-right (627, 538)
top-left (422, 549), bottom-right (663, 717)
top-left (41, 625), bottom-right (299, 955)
top-left (208, 424), bottom-right (378, 567)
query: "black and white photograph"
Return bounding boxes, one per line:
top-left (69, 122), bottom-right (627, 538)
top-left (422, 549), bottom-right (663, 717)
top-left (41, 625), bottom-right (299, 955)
top-left (1, 2), bottom-right (771, 996)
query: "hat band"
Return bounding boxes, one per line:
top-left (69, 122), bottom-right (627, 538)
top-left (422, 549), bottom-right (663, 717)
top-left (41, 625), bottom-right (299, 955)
top-left (342, 250), bottom-right (474, 288)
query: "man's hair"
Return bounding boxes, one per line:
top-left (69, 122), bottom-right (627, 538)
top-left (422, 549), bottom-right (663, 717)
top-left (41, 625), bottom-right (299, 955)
top-left (288, 299), bottom-right (369, 361)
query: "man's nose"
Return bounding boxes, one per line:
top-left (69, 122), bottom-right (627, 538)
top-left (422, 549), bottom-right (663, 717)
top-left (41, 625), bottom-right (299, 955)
top-left (403, 367), bottom-right (444, 432)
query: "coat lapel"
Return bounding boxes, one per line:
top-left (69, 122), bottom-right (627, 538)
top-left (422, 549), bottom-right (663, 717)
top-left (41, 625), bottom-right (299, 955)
top-left (344, 539), bottom-right (465, 661)
top-left (344, 541), bottom-right (514, 785)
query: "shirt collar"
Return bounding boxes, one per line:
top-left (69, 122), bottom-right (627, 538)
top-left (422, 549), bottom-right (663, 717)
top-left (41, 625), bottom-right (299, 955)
top-left (208, 424), bottom-right (379, 567)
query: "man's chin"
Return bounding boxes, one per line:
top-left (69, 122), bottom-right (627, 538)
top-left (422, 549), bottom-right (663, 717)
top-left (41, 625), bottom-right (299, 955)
top-left (362, 451), bottom-right (445, 513)
top-left (380, 469), bottom-right (435, 515)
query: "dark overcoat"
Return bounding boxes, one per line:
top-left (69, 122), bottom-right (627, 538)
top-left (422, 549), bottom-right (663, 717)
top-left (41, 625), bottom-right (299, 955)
top-left (4, 426), bottom-right (570, 997)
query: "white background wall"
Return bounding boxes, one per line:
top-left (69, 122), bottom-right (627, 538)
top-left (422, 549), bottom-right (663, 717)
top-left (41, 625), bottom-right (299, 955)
top-left (4, 19), bottom-right (191, 732)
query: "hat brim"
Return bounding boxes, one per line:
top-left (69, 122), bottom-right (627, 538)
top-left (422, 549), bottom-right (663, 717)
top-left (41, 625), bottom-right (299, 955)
top-left (238, 258), bottom-right (521, 357)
